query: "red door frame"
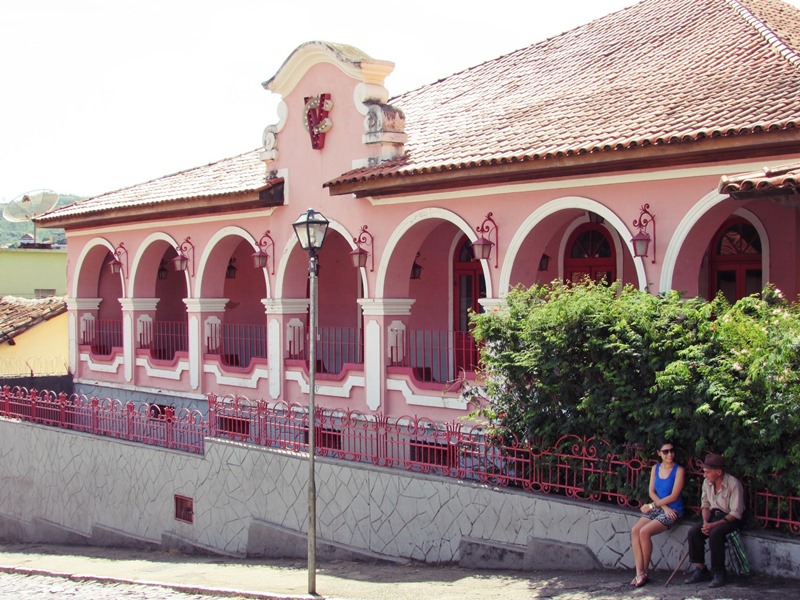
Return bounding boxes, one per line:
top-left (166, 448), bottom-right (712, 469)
top-left (707, 217), bottom-right (762, 302)
top-left (564, 224), bottom-right (616, 283)
top-left (453, 235), bottom-right (484, 374)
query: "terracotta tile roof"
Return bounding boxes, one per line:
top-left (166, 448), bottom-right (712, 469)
top-left (37, 149), bottom-right (268, 223)
top-left (328, 0), bottom-right (800, 189)
top-left (719, 160), bottom-right (800, 198)
top-left (0, 296), bottom-right (67, 344)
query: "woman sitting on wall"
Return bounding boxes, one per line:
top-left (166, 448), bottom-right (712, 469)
top-left (629, 440), bottom-right (685, 588)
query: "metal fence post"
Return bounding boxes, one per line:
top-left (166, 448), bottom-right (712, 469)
top-left (166, 406), bottom-right (175, 448)
top-left (126, 401), bottom-right (135, 441)
top-left (90, 396), bottom-right (99, 434)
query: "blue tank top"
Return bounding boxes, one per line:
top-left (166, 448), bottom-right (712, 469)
top-left (654, 464), bottom-right (684, 514)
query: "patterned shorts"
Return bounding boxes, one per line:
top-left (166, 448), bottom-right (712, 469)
top-left (645, 506), bottom-right (681, 529)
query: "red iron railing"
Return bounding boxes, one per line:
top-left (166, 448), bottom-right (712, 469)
top-left (81, 319), bottom-right (123, 356)
top-left (2, 386), bottom-right (798, 535)
top-left (1, 387), bottom-right (204, 454)
top-left (138, 320), bottom-right (188, 361)
top-left (205, 322), bottom-right (268, 367)
top-left (286, 325), bottom-right (363, 374)
top-left (388, 328), bottom-right (479, 382)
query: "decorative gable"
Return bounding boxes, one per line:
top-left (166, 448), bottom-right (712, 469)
top-left (259, 41), bottom-right (406, 165)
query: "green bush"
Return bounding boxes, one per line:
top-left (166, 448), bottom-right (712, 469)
top-left (468, 280), bottom-right (800, 496)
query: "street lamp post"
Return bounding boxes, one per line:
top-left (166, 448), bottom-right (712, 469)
top-left (291, 208), bottom-right (329, 595)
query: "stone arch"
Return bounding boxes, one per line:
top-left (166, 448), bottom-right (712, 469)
top-left (502, 196), bottom-right (646, 293)
top-left (72, 237), bottom-right (119, 298)
top-left (660, 191), bottom-right (770, 294)
top-left (130, 232), bottom-right (186, 299)
top-left (195, 226), bottom-right (271, 299)
top-left (272, 218), bottom-right (366, 298)
top-left (376, 207), bottom-right (489, 299)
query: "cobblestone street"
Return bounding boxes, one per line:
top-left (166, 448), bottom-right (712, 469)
top-left (0, 571), bottom-right (253, 599)
top-left (2, 544), bottom-right (800, 600)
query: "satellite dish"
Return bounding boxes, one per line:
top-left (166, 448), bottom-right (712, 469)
top-left (2, 189), bottom-right (60, 245)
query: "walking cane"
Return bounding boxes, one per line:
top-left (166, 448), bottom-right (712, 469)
top-left (665, 550), bottom-right (689, 587)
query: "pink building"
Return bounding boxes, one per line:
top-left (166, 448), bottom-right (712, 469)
top-left (39, 0), bottom-right (800, 421)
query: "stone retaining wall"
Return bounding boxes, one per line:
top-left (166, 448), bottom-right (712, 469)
top-left (1, 418), bottom-right (797, 578)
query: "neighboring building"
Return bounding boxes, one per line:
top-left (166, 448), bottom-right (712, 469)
top-left (0, 296), bottom-right (68, 376)
top-left (0, 246), bottom-right (67, 299)
top-left (36, 0), bottom-right (800, 420)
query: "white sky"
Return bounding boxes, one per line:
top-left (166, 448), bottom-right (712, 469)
top-left (2, 0), bottom-right (799, 204)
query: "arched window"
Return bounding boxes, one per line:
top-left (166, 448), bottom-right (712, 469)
top-left (564, 224), bottom-right (616, 284)
top-left (707, 217), bottom-right (762, 303)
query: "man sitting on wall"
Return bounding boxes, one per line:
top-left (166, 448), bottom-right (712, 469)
top-left (685, 452), bottom-right (745, 588)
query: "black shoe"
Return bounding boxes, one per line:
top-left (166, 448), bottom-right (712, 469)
top-left (685, 567), bottom-right (712, 584)
top-left (709, 571), bottom-right (726, 588)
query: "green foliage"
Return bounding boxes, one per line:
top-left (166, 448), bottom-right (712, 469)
top-left (469, 280), bottom-right (800, 496)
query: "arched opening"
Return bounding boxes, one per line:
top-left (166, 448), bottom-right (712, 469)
top-left (384, 218), bottom-right (470, 385)
top-left (706, 217), bottom-right (762, 302)
top-left (315, 233), bottom-right (364, 375)
top-left (285, 231), bottom-right (364, 377)
top-left (78, 244), bottom-right (124, 358)
top-left (213, 238), bottom-right (269, 368)
top-left (564, 224), bottom-right (616, 283)
top-left (151, 244), bottom-right (188, 361)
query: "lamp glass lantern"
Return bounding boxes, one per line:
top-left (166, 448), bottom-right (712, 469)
top-left (172, 253), bottom-right (189, 272)
top-left (251, 249), bottom-right (269, 269)
top-left (538, 253), bottom-right (551, 271)
top-left (350, 246), bottom-right (369, 269)
top-left (631, 230), bottom-right (651, 258)
top-left (226, 258), bottom-right (238, 279)
top-left (157, 260), bottom-right (169, 280)
top-left (292, 208), bottom-right (329, 253)
top-left (109, 256), bottom-right (123, 275)
top-left (471, 236), bottom-right (494, 261)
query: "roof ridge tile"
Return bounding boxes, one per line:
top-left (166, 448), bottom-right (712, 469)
top-left (730, 0), bottom-right (800, 66)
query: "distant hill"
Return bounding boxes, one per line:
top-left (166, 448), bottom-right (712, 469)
top-left (0, 194), bottom-right (82, 248)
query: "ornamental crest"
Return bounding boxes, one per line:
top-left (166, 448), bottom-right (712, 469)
top-left (303, 93), bottom-right (333, 150)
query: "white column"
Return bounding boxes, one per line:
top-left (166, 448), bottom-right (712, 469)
top-left (263, 299), bottom-right (310, 401)
top-left (357, 299), bottom-right (415, 411)
top-left (119, 298), bottom-right (159, 382)
top-left (183, 298), bottom-right (228, 391)
top-left (65, 298), bottom-right (102, 376)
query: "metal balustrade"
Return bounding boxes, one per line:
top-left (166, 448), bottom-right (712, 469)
top-left (2, 385), bottom-right (798, 536)
top-left (81, 319), bottom-right (123, 356)
top-left (388, 328), bottom-right (479, 382)
top-left (137, 320), bottom-right (188, 361)
top-left (285, 325), bottom-right (363, 374)
top-left (205, 322), bottom-right (268, 367)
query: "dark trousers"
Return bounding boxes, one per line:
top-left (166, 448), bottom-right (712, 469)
top-left (687, 509), bottom-right (740, 572)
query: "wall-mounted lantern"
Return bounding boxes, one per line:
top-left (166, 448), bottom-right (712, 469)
top-left (632, 204), bottom-right (656, 263)
top-left (410, 252), bottom-right (423, 280)
top-left (157, 259), bottom-right (169, 280)
top-left (225, 258), bottom-right (238, 279)
top-left (473, 212), bottom-right (499, 268)
top-left (173, 236), bottom-right (195, 276)
top-left (108, 242), bottom-right (128, 279)
top-left (538, 253), bottom-right (551, 272)
top-left (350, 225), bottom-right (374, 271)
top-left (252, 230), bottom-right (276, 275)
top-left (588, 211), bottom-right (605, 224)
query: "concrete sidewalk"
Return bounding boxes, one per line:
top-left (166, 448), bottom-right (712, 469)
top-left (0, 543), bottom-right (796, 599)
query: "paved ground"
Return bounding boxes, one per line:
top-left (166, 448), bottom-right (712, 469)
top-left (0, 543), bottom-right (797, 599)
